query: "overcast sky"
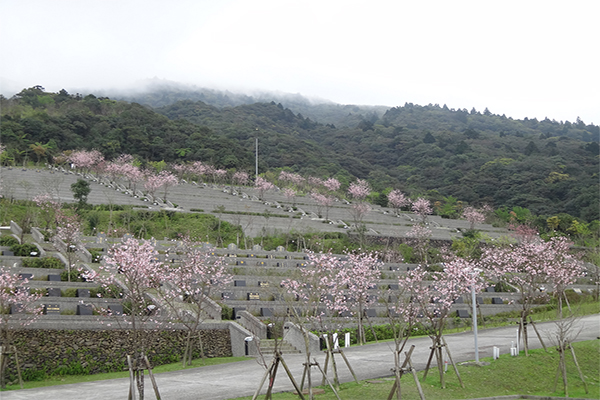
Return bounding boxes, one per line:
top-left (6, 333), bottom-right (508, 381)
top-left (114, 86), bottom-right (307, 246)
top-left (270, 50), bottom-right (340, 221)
top-left (1, 0), bottom-right (598, 124)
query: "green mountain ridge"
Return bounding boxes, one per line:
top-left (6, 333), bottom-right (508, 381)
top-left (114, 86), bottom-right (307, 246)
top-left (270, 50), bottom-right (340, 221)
top-left (1, 86), bottom-right (598, 222)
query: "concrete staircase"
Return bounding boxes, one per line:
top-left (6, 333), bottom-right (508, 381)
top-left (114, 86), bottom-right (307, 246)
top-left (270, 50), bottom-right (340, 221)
top-left (258, 339), bottom-right (301, 355)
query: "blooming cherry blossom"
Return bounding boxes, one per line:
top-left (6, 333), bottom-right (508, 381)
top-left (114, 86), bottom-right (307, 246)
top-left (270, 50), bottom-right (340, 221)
top-left (387, 189), bottom-right (409, 215)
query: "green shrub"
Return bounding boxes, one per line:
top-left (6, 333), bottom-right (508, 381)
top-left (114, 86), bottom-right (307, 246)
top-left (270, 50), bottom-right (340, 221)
top-left (61, 269), bottom-right (86, 282)
top-left (221, 303), bottom-right (233, 320)
top-left (21, 257), bottom-right (64, 269)
top-left (10, 243), bottom-right (40, 257)
top-left (62, 288), bottom-right (78, 297)
top-left (31, 288), bottom-right (47, 296)
top-left (0, 235), bottom-right (19, 246)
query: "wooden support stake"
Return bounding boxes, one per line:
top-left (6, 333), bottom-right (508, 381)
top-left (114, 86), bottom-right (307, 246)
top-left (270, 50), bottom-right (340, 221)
top-left (422, 345), bottom-right (436, 381)
top-left (299, 362), bottom-right (307, 391)
top-left (12, 346), bottom-right (24, 389)
top-left (387, 345), bottom-right (416, 400)
top-left (321, 348), bottom-right (330, 386)
top-left (442, 337), bottom-right (463, 389)
top-left (406, 353), bottom-right (426, 400)
top-left (278, 354), bottom-right (306, 400)
top-left (569, 345), bottom-right (589, 394)
top-left (265, 356), bottom-right (280, 400)
top-left (143, 354), bottom-right (161, 400)
top-left (127, 355), bottom-right (136, 400)
top-left (313, 359), bottom-right (341, 400)
top-left (339, 349), bottom-right (359, 384)
top-left (386, 380), bottom-right (399, 400)
top-left (252, 357), bottom-right (276, 400)
top-left (529, 317), bottom-right (547, 352)
top-left (0, 346), bottom-right (4, 389)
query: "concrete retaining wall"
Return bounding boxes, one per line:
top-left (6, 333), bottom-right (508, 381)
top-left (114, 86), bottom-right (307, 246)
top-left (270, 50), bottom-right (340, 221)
top-left (283, 321), bottom-right (320, 354)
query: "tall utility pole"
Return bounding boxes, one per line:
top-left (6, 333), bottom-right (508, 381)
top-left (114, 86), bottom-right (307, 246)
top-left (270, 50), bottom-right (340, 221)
top-left (255, 137), bottom-right (258, 179)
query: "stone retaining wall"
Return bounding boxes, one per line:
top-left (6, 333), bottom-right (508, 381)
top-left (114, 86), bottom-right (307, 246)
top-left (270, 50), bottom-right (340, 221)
top-left (2, 327), bottom-right (232, 384)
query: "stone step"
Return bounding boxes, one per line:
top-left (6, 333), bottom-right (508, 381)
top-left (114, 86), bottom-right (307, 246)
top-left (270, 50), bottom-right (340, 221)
top-left (258, 339), bottom-right (301, 354)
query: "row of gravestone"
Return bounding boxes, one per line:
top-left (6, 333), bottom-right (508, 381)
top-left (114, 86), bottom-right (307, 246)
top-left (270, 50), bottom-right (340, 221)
top-left (10, 302), bottom-right (123, 316)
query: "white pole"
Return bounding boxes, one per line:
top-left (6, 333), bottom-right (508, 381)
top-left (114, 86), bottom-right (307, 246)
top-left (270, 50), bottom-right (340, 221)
top-left (255, 137), bottom-right (258, 179)
top-left (472, 285), bottom-right (479, 362)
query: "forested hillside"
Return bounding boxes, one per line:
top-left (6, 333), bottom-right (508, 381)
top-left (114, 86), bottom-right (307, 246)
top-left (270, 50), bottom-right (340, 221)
top-left (1, 86), bottom-right (598, 222)
top-left (100, 80), bottom-right (389, 128)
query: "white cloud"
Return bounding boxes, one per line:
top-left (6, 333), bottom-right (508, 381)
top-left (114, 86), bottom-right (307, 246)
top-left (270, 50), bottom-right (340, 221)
top-left (1, 0), bottom-right (598, 124)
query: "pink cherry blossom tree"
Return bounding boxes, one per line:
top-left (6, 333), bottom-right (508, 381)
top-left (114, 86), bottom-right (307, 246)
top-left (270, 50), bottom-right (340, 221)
top-left (348, 179), bottom-right (371, 247)
top-left (479, 236), bottom-right (583, 354)
top-left (462, 206), bottom-right (486, 230)
top-left (283, 187), bottom-right (297, 207)
top-left (348, 179), bottom-right (370, 201)
top-left (387, 189), bottom-right (409, 215)
top-left (67, 149), bottom-right (104, 175)
top-left (232, 171), bottom-right (250, 189)
top-left (385, 266), bottom-right (429, 399)
top-left (281, 251), bottom-right (350, 392)
top-left (255, 176), bottom-right (274, 201)
top-left (310, 191), bottom-right (334, 220)
top-left (407, 258), bottom-right (484, 387)
top-left (412, 197), bottom-right (432, 224)
top-left (338, 251), bottom-right (382, 345)
top-left (406, 223), bottom-right (433, 264)
top-left (53, 210), bottom-right (83, 282)
top-left (158, 237), bottom-right (232, 366)
top-left (323, 177), bottom-right (341, 193)
top-left (33, 192), bottom-right (61, 230)
top-left (0, 267), bottom-right (43, 388)
top-left (95, 238), bottom-right (166, 399)
top-left (143, 170), bottom-right (163, 200)
top-left (157, 170), bottom-right (178, 202)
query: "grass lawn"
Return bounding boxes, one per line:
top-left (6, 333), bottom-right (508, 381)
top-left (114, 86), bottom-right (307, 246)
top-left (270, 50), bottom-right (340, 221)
top-left (232, 340), bottom-right (599, 400)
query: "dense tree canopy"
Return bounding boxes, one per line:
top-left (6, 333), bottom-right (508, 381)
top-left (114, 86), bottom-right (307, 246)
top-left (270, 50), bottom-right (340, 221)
top-left (1, 87), bottom-right (598, 223)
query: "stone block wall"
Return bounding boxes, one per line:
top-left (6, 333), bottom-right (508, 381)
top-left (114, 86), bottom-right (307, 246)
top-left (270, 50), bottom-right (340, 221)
top-left (2, 327), bottom-right (231, 384)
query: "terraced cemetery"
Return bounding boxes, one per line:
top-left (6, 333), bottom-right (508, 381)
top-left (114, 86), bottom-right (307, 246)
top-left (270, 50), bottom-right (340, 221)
top-left (1, 167), bottom-right (596, 358)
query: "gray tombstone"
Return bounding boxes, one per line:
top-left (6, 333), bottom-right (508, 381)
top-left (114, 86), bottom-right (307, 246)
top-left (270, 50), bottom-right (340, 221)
top-left (276, 246), bottom-right (285, 252)
top-left (261, 308), bottom-right (273, 317)
top-left (44, 304), bottom-right (60, 315)
top-left (221, 292), bottom-right (234, 300)
top-left (108, 304), bottom-right (123, 315)
top-left (364, 309), bottom-right (377, 318)
top-left (234, 280), bottom-right (246, 287)
top-left (96, 232), bottom-right (107, 244)
top-left (10, 304), bottom-right (24, 314)
top-left (233, 307), bottom-right (246, 319)
top-left (457, 309), bottom-right (470, 318)
top-left (491, 297), bottom-right (504, 304)
top-left (47, 288), bottom-right (61, 297)
top-left (247, 292), bottom-right (260, 300)
top-left (77, 304), bottom-right (93, 315)
top-left (454, 296), bottom-right (464, 304)
top-left (227, 243), bottom-right (237, 250)
top-left (47, 274), bottom-right (61, 282)
top-left (388, 284), bottom-right (399, 290)
top-left (77, 289), bottom-right (90, 298)
top-left (252, 245), bottom-right (262, 251)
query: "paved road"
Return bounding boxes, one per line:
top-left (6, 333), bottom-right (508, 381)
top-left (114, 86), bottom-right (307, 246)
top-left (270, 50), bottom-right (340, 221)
top-left (2, 315), bottom-right (598, 400)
